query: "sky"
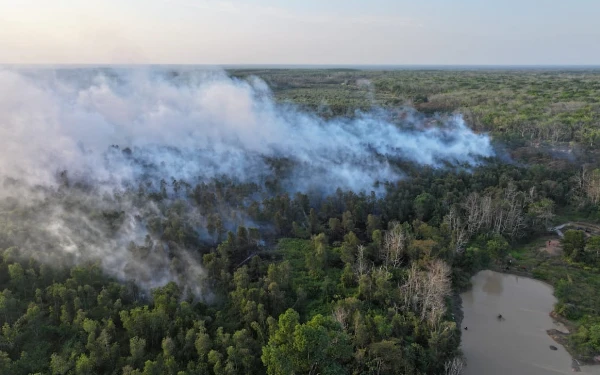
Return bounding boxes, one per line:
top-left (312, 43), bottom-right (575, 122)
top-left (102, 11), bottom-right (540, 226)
top-left (0, 0), bottom-right (599, 65)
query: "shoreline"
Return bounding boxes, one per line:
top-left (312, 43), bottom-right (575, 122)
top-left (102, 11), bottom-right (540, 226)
top-left (465, 265), bottom-right (600, 369)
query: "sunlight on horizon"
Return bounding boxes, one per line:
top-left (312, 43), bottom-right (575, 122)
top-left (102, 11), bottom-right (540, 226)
top-left (1, 0), bottom-right (599, 65)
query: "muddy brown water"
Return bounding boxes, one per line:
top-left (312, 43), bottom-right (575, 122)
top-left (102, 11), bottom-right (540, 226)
top-left (460, 270), bottom-right (600, 375)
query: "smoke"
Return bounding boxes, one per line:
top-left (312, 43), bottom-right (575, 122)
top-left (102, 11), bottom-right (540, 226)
top-left (0, 66), bottom-right (494, 298)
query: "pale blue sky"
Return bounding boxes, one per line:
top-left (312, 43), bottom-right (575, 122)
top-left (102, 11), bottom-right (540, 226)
top-left (1, 0), bottom-right (598, 65)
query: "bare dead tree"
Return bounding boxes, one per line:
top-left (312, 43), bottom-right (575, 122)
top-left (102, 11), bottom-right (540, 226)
top-left (382, 222), bottom-right (407, 269)
top-left (463, 192), bottom-right (483, 235)
top-left (355, 244), bottom-right (368, 278)
top-left (400, 260), bottom-right (452, 327)
top-left (480, 195), bottom-right (493, 229)
top-left (528, 186), bottom-right (537, 202)
top-left (423, 259), bottom-right (452, 327)
top-left (585, 169), bottom-right (600, 204)
top-left (443, 357), bottom-right (465, 375)
top-left (458, 184), bottom-right (526, 240)
top-left (444, 207), bottom-right (467, 254)
top-left (570, 167), bottom-right (591, 206)
top-left (460, 192), bottom-right (496, 238)
top-left (400, 263), bottom-right (421, 313)
top-left (502, 184), bottom-right (527, 239)
top-left (332, 305), bottom-right (349, 331)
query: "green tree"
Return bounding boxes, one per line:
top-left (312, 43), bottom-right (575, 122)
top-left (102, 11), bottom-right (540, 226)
top-left (340, 263), bottom-right (355, 289)
top-left (366, 214), bottom-right (382, 239)
top-left (528, 198), bottom-right (555, 229)
top-left (8, 263), bottom-right (25, 293)
top-left (130, 337), bottom-right (146, 367)
top-left (585, 236), bottom-right (600, 264)
top-left (486, 235), bottom-right (509, 259)
top-left (342, 211), bottom-right (355, 233)
top-left (261, 309), bottom-right (299, 375)
top-left (0, 351), bottom-right (12, 375)
top-left (306, 234), bottom-right (328, 276)
top-left (75, 354), bottom-right (94, 375)
top-left (328, 218), bottom-right (343, 240)
top-left (50, 353), bottom-right (71, 375)
top-left (261, 309), bottom-right (352, 375)
top-left (341, 231), bottom-right (360, 264)
top-left (414, 193), bottom-right (435, 221)
top-left (562, 230), bottom-right (586, 260)
top-left (368, 340), bottom-right (405, 375)
top-left (309, 208), bottom-right (320, 234)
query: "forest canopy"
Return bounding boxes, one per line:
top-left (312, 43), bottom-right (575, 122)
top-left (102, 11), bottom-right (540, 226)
top-left (1, 67), bottom-right (600, 374)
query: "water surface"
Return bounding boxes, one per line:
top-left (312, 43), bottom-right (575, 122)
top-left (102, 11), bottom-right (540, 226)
top-left (461, 270), bottom-right (600, 375)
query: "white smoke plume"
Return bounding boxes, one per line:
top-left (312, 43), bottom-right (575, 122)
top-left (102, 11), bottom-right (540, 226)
top-left (0, 67), bottom-right (494, 297)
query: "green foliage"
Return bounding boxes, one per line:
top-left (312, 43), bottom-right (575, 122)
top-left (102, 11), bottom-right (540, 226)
top-left (262, 309), bottom-right (352, 375)
top-left (3, 68), bottom-right (600, 372)
top-left (570, 320), bottom-right (600, 360)
top-left (232, 69), bottom-right (600, 146)
top-left (585, 236), bottom-right (600, 264)
top-left (340, 231), bottom-right (360, 264)
top-left (414, 193), bottom-right (435, 221)
top-left (528, 198), bottom-right (555, 228)
top-left (562, 230), bottom-right (586, 260)
top-left (486, 235), bottom-right (510, 259)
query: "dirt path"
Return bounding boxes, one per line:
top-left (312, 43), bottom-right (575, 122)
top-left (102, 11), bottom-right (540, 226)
top-left (541, 239), bottom-right (562, 256)
top-left (549, 222), bottom-right (600, 238)
top-left (549, 223), bottom-right (569, 238)
top-left (541, 221), bottom-right (600, 256)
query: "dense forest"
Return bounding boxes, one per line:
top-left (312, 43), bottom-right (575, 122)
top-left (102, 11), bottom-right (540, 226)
top-left (231, 68), bottom-right (600, 146)
top-left (1, 68), bottom-right (600, 374)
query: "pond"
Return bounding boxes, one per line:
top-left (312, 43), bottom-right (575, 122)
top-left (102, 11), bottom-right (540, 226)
top-left (460, 270), bottom-right (600, 375)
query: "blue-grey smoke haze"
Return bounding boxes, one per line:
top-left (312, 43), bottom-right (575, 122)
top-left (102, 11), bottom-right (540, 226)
top-left (0, 67), bottom-right (494, 297)
top-left (0, 67), bottom-right (493, 193)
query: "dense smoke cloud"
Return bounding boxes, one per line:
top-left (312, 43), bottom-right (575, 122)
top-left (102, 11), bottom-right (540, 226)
top-left (0, 67), bottom-right (493, 191)
top-left (0, 67), bottom-right (494, 297)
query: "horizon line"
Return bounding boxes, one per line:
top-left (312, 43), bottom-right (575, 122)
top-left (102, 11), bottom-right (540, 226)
top-left (3, 63), bottom-right (600, 71)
